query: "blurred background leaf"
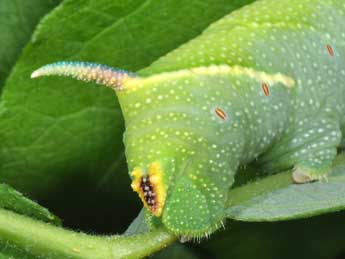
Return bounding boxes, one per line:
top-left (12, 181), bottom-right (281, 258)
top-left (151, 244), bottom-right (200, 259)
top-left (0, 0), bottom-right (61, 87)
top-left (201, 212), bottom-right (345, 259)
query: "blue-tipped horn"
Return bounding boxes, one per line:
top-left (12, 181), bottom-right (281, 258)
top-left (31, 61), bottom-right (135, 90)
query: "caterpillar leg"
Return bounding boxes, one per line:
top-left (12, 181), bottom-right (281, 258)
top-left (259, 117), bottom-right (342, 183)
top-left (291, 118), bottom-right (342, 183)
top-left (292, 147), bottom-right (337, 183)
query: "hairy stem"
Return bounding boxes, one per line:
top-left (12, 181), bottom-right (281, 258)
top-left (0, 209), bottom-right (176, 259)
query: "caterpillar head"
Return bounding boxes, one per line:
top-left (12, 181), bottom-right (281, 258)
top-left (31, 62), bottom-right (244, 238)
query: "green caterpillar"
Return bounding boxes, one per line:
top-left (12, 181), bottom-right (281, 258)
top-left (31, 0), bottom-right (345, 238)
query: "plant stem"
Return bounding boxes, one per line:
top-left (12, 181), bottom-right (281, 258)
top-left (0, 208), bottom-right (176, 259)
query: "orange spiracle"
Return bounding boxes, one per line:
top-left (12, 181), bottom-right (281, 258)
top-left (326, 44), bottom-right (334, 57)
top-left (261, 82), bottom-right (270, 96)
top-left (215, 107), bottom-right (227, 120)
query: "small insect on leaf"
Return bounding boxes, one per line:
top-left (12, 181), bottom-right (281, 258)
top-left (261, 82), bottom-right (270, 96)
top-left (326, 44), bottom-right (334, 57)
top-left (215, 107), bottom-right (227, 121)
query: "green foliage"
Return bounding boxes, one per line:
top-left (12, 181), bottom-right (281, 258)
top-left (203, 212), bottom-right (345, 259)
top-left (124, 209), bottom-right (149, 236)
top-left (0, 0), bottom-right (344, 258)
top-left (152, 244), bottom-right (200, 259)
top-left (227, 161), bottom-right (345, 221)
top-left (0, 183), bottom-right (60, 225)
top-left (0, 0), bottom-right (61, 87)
top-left (227, 154), bottom-right (345, 221)
top-left (0, 242), bottom-right (36, 259)
top-left (0, 208), bottom-right (175, 259)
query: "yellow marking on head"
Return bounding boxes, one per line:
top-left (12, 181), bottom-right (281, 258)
top-left (130, 167), bottom-right (143, 193)
top-left (130, 162), bottom-right (166, 217)
top-left (148, 162), bottom-right (166, 216)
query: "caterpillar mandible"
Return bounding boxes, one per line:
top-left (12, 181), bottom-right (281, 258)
top-left (32, 0), bottom-right (345, 238)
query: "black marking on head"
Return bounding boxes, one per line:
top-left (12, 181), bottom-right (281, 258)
top-left (140, 176), bottom-right (157, 211)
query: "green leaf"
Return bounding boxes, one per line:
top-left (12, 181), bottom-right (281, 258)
top-left (152, 244), bottom-right (200, 259)
top-left (0, 208), bottom-right (176, 259)
top-left (124, 209), bottom-right (149, 236)
top-left (0, 0), bottom-right (61, 87)
top-left (0, 0), bottom-right (255, 199)
top-left (202, 212), bottom-right (345, 259)
top-left (0, 183), bottom-right (60, 225)
top-left (226, 153), bottom-right (345, 221)
top-left (0, 240), bottom-right (36, 259)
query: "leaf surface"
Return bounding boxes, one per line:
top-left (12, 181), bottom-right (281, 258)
top-left (0, 183), bottom-right (60, 225)
top-left (227, 153), bottom-right (345, 221)
top-left (0, 0), bottom-right (61, 87)
top-left (203, 212), bottom-right (345, 259)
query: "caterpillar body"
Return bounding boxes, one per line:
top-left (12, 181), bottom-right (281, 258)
top-left (32, 0), bottom-right (345, 238)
